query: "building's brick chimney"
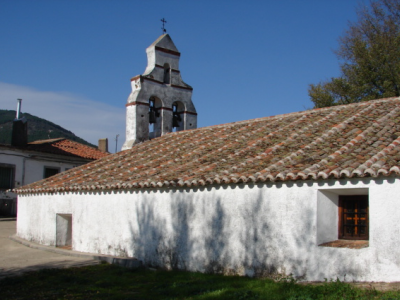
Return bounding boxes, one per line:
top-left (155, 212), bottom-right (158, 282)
top-left (11, 99), bottom-right (28, 147)
top-left (98, 138), bottom-right (108, 153)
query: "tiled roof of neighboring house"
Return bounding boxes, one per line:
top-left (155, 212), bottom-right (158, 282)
top-left (25, 138), bottom-right (109, 160)
top-left (16, 97), bottom-right (400, 194)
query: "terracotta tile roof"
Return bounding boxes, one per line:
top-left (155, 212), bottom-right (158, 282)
top-left (16, 97), bottom-right (400, 194)
top-left (25, 138), bottom-right (109, 160)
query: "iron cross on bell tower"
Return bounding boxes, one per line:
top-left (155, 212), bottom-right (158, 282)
top-left (161, 18), bottom-right (167, 34)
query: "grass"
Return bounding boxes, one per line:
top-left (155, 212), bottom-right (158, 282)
top-left (1, 263), bottom-right (400, 299)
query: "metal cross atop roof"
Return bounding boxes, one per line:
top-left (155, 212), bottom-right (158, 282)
top-left (161, 18), bottom-right (167, 34)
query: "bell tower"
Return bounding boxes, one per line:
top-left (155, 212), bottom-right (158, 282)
top-left (122, 34), bottom-right (197, 150)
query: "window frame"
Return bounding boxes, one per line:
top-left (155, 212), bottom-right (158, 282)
top-left (43, 166), bottom-right (61, 179)
top-left (338, 195), bottom-right (369, 241)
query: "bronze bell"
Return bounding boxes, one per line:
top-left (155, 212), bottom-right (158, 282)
top-left (149, 110), bottom-right (156, 124)
top-left (172, 112), bottom-right (181, 128)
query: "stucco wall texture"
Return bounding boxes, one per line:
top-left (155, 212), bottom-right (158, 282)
top-left (0, 148), bottom-right (89, 215)
top-left (122, 34), bottom-right (197, 149)
top-left (0, 148), bottom-right (84, 188)
top-left (17, 177), bottom-right (400, 281)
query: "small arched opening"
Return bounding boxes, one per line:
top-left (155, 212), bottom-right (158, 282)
top-left (163, 63), bottom-right (171, 84)
top-left (172, 101), bottom-right (185, 132)
top-left (149, 96), bottom-right (162, 138)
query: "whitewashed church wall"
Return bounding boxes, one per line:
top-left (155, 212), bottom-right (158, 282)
top-left (17, 176), bottom-right (400, 281)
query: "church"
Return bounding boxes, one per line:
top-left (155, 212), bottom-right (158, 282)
top-left (15, 34), bottom-right (400, 282)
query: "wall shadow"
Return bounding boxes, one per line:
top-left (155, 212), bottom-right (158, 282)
top-left (125, 181), bottom-right (373, 281)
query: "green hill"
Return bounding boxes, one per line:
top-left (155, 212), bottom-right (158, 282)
top-left (0, 109), bottom-right (96, 148)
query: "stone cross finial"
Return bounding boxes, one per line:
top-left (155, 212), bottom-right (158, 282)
top-left (161, 18), bottom-right (167, 34)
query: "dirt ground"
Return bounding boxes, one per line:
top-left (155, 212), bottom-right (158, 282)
top-left (0, 218), bottom-right (99, 279)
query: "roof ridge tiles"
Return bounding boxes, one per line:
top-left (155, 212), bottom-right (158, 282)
top-left (357, 135), bottom-right (400, 171)
top-left (15, 97), bottom-right (400, 194)
top-left (143, 123), bottom-right (252, 180)
top-left (240, 101), bottom-right (397, 180)
top-left (320, 104), bottom-right (384, 160)
top-left (256, 108), bottom-right (348, 175)
top-left (26, 138), bottom-right (109, 160)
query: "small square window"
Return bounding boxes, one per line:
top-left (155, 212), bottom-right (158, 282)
top-left (317, 188), bottom-right (369, 248)
top-left (339, 195), bottom-right (369, 240)
top-left (44, 167), bottom-right (60, 179)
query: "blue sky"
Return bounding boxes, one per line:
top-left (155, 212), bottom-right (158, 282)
top-left (0, 0), bottom-right (368, 151)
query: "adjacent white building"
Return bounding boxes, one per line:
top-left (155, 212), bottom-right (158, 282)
top-left (0, 138), bottom-right (108, 216)
top-left (0, 103), bottom-right (109, 217)
top-left (14, 34), bottom-right (400, 282)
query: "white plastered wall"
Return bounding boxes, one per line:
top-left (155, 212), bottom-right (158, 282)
top-left (17, 176), bottom-right (400, 281)
top-left (0, 148), bottom-right (87, 187)
top-left (123, 79), bottom-right (195, 149)
top-left (0, 148), bottom-right (89, 215)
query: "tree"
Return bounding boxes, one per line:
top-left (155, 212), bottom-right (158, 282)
top-left (309, 0), bottom-right (400, 108)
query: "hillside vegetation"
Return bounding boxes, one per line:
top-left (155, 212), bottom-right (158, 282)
top-left (0, 109), bottom-right (96, 148)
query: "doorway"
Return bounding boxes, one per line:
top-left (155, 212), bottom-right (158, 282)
top-left (56, 214), bottom-right (72, 249)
